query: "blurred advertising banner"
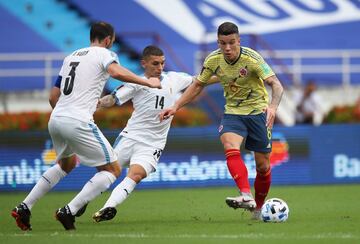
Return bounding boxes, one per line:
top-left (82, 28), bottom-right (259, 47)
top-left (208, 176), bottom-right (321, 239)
top-left (1, 124), bottom-right (359, 191)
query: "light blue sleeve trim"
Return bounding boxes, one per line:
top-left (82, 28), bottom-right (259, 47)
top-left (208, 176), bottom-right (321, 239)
top-left (111, 85), bottom-right (124, 105)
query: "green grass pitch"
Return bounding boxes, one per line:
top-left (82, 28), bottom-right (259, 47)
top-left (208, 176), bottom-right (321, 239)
top-left (0, 184), bottom-right (359, 244)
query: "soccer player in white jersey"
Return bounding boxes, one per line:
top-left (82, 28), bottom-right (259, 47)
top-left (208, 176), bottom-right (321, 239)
top-left (90, 45), bottom-right (193, 222)
top-left (11, 22), bottom-right (161, 231)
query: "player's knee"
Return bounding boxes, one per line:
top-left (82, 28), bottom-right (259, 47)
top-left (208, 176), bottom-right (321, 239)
top-left (58, 157), bottom-right (77, 173)
top-left (129, 174), bottom-right (144, 183)
top-left (222, 142), bottom-right (238, 150)
top-left (60, 164), bottom-right (75, 173)
top-left (98, 162), bottom-right (122, 178)
top-left (256, 158), bottom-right (270, 173)
top-left (255, 154), bottom-right (270, 173)
top-left (256, 164), bottom-right (270, 174)
top-left (111, 164), bottom-right (122, 178)
top-left (128, 172), bottom-right (146, 183)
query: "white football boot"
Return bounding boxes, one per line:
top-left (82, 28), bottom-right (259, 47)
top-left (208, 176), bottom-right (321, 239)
top-left (225, 194), bottom-right (257, 211)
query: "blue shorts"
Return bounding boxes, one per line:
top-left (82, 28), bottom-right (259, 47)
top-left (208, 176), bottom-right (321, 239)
top-left (219, 113), bottom-right (272, 153)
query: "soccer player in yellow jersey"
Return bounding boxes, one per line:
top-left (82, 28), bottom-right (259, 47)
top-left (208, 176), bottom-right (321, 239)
top-left (160, 22), bottom-right (284, 219)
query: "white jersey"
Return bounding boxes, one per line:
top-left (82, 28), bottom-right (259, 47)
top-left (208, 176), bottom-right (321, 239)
top-left (51, 46), bottom-right (119, 122)
top-left (113, 71), bottom-right (193, 149)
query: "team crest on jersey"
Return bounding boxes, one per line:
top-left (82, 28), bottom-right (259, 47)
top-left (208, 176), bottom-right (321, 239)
top-left (239, 66), bottom-right (248, 77)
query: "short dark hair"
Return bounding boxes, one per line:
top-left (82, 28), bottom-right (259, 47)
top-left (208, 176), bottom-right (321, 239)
top-left (217, 22), bottom-right (239, 36)
top-left (90, 21), bottom-right (114, 42)
top-left (142, 45), bottom-right (164, 59)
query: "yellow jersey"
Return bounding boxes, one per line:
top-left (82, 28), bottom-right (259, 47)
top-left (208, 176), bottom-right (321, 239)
top-left (197, 47), bottom-right (274, 115)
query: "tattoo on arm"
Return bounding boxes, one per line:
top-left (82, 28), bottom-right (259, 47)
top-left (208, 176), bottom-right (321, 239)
top-left (265, 75), bottom-right (284, 108)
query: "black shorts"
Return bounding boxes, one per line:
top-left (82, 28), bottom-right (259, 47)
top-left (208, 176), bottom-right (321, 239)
top-left (219, 113), bottom-right (272, 153)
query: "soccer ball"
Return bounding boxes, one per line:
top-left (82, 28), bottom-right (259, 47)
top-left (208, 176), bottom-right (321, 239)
top-left (261, 198), bottom-right (289, 223)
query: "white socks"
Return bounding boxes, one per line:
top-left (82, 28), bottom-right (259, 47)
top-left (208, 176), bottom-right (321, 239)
top-left (23, 164), bottom-right (67, 210)
top-left (102, 177), bottom-right (137, 209)
top-left (68, 171), bottom-right (116, 215)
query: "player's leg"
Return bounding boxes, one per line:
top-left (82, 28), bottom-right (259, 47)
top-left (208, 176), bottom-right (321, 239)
top-left (56, 161), bottom-right (120, 230)
top-left (243, 113), bottom-right (272, 219)
top-left (93, 164), bottom-right (149, 222)
top-left (253, 152), bottom-right (271, 217)
top-left (103, 164), bottom-right (147, 207)
top-left (93, 139), bottom-right (157, 222)
top-left (219, 115), bottom-right (255, 210)
top-left (11, 118), bottom-right (76, 231)
top-left (23, 158), bottom-right (76, 210)
top-left (11, 160), bottom-right (74, 231)
top-left (54, 120), bottom-right (119, 230)
top-left (221, 133), bottom-right (256, 210)
top-left (221, 132), bottom-right (253, 193)
top-left (69, 162), bottom-right (121, 211)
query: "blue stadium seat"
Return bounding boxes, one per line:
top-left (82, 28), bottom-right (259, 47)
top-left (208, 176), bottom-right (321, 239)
top-left (0, 0), bottom-right (141, 92)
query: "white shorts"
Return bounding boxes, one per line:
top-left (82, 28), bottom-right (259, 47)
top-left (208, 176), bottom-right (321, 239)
top-left (48, 116), bottom-right (117, 167)
top-left (113, 136), bottom-right (162, 176)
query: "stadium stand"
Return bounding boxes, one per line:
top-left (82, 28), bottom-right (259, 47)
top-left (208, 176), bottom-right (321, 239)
top-left (61, 0), bottom-right (360, 124)
top-left (0, 0), bottom-right (141, 79)
top-left (0, 0), bottom-right (359, 125)
top-left (0, 0), bottom-right (141, 112)
top-left (0, 2), bottom-right (60, 91)
top-left (0, 4), bottom-right (59, 53)
top-left (0, 0), bottom-right (90, 52)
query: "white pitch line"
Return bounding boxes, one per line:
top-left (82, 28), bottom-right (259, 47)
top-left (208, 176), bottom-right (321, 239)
top-left (1, 232), bottom-right (359, 240)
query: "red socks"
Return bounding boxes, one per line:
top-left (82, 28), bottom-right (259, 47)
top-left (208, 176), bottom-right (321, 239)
top-left (225, 149), bottom-right (251, 193)
top-left (254, 168), bottom-right (272, 209)
top-left (225, 148), bottom-right (272, 208)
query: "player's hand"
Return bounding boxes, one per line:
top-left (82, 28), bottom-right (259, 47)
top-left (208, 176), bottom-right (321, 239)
top-left (96, 95), bottom-right (116, 109)
top-left (159, 107), bottom-right (177, 122)
top-left (265, 106), bottom-right (276, 129)
top-left (96, 99), bottom-right (102, 110)
top-left (148, 77), bottom-right (162, 89)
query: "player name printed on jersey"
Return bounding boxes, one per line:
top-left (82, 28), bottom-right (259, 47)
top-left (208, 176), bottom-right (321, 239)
top-left (72, 50), bottom-right (89, 56)
top-left (136, 0), bottom-right (360, 43)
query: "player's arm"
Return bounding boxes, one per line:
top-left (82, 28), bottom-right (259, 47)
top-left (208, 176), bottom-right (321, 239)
top-left (159, 78), bottom-right (205, 121)
top-left (107, 62), bottom-right (161, 88)
top-left (98, 84), bottom-right (134, 109)
top-left (264, 75), bottom-right (284, 128)
top-left (206, 75), bottom-right (219, 86)
top-left (159, 57), bottom-right (214, 121)
top-left (176, 78), bottom-right (205, 109)
top-left (49, 75), bottom-right (62, 109)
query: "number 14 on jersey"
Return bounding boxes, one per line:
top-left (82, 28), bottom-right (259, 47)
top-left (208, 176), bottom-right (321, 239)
top-left (155, 95), bottom-right (165, 109)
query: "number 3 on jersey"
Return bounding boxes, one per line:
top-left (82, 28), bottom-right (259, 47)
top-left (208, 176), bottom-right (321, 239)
top-left (155, 95), bottom-right (165, 109)
top-left (63, 62), bottom-right (80, 95)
